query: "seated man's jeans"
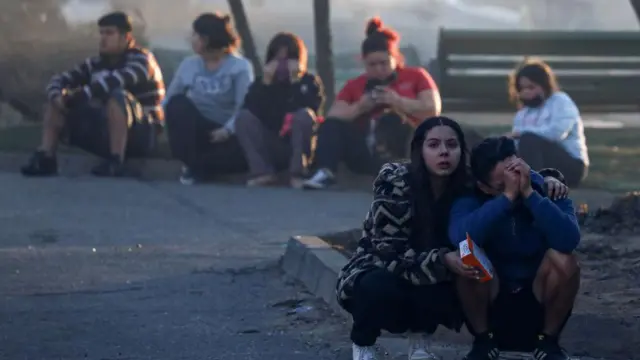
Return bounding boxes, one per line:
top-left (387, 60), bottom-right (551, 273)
top-left (63, 90), bottom-right (155, 158)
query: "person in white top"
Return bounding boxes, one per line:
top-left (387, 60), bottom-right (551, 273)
top-left (506, 60), bottom-right (589, 187)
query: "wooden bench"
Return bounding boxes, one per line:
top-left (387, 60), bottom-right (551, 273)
top-left (435, 29), bottom-right (640, 112)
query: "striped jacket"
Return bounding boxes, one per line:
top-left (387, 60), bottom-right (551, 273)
top-left (336, 162), bottom-right (453, 309)
top-left (46, 44), bottom-right (165, 125)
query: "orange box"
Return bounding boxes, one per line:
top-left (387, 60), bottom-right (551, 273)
top-left (459, 233), bottom-right (494, 283)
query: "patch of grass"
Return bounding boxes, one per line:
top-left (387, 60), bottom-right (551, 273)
top-left (3, 123), bottom-right (640, 192)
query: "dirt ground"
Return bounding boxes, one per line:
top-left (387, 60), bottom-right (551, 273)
top-left (323, 190), bottom-right (637, 360)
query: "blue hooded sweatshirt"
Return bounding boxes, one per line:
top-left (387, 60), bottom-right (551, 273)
top-left (448, 171), bottom-right (580, 285)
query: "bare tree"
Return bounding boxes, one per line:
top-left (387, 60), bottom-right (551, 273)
top-left (630, 0), bottom-right (640, 23)
top-left (313, 0), bottom-right (335, 112)
top-left (227, 0), bottom-right (262, 77)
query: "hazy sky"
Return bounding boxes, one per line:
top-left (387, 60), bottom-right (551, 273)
top-left (59, 0), bottom-right (640, 59)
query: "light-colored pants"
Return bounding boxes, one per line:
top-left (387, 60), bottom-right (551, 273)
top-left (235, 108), bottom-right (315, 177)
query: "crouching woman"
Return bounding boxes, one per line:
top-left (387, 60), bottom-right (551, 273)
top-left (336, 117), bottom-right (473, 360)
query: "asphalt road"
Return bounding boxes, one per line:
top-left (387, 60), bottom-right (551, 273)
top-left (0, 174), bottom-right (372, 360)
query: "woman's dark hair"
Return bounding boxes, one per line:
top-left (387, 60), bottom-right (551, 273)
top-left (192, 12), bottom-right (240, 52)
top-left (508, 59), bottom-right (559, 105)
top-left (361, 17), bottom-right (404, 66)
top-left (265, 32), bottom-right (308, 73)
top-left (408, 116), bottom-right (468, 250)
top-left (470, 136), bottom-right (517, 185)
top-left (98, 11), bottom-right (133, 33)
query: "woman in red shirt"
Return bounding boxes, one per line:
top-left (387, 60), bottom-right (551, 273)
top-left (303, 17), bottom-right (441, 189)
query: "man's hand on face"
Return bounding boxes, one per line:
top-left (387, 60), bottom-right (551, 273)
top-left (508, 158), bottom-right (533, 198)
top-left (503, 166), bottom-right (521, 201)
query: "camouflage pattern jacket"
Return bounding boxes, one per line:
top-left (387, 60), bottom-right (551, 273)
top-left (336, 162), bottom-right (453, 309)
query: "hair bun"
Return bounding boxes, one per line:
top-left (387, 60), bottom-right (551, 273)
top-left (222, 14), bottom-right (232, 23)
top-left (365, 17), bottom-right (383, 36)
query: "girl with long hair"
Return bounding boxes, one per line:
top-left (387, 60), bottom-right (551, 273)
top-left (235, 32), bottom-right (324, 188)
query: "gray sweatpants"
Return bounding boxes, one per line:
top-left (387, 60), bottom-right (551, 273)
top-left (235, 108), bottom-right (315, 177)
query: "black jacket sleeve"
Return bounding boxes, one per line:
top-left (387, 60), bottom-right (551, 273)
top-left (242, 78), bottom-right (269, 114)
top-left (298, 74), bottom-right (325, 115)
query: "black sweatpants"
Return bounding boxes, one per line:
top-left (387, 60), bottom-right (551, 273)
top-left (466, 281), bottom-right (573, 352)
top-left (518, 132), bottom-right (587, 187)
top-left (348, 269), bottom-right (462, 347)
top-left (165, 95), bottom-right (247, 178)
top-left (313, 113), bottom-right (412, 175)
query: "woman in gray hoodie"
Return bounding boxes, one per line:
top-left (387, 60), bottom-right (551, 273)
top-left (163, 12), bottom-right (254, 185)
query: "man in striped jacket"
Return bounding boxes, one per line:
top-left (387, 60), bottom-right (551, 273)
top-left (21, 11), bottom-right (165, 177)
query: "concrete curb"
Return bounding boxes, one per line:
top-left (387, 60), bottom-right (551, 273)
top-left (281, 236), bottom-right (349, 319)
top-left (0, 152), bottom-right (182, 180)
top-left (281, 235), bottom-right (604, 360)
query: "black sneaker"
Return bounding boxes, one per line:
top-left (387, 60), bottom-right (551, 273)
top-left (91, 155), bottom-right (125, 177)
top-left (533, 334), bottom-right (571, 360)
top-left (464, 332), bottom-right (500, 360)
top-left (20, 150), bottom-right (58, 177)
top-left (302, 168), bottom-right (335, 189)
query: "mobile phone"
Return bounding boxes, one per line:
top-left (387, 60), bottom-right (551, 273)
top-left (370, 86), bottom-right (385, 100)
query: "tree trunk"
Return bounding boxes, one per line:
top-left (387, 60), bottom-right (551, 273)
top-left (313, 0), bottom-right (335, 113)
top-left (630, 0), bottom-right (640, 24)
top-left (227, 0), bottom-right (262, 77)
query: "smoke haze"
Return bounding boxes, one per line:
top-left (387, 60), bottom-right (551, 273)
top-left (59, 0), bottom-right (640, 60)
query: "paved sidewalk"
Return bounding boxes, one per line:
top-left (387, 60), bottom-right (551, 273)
top-left (0, 174), bottom-right (372, 359)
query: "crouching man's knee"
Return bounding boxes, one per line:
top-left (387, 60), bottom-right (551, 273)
top-left (543, 249), bottom-right (580, 281)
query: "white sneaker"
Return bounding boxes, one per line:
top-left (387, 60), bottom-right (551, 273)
top-left (302, 168), bottom-right (335, 189)
top-left (246, 174), bottom-right (277, 187)
top-left (179, 166), bottom-right (195, 185)
top-left (408, 333), bottom-right (439, 360)
top-left (352, 344), bottom-right (377, 360)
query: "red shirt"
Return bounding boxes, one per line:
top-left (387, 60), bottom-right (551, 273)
top-left (335, 66), bottom-right (437, 125)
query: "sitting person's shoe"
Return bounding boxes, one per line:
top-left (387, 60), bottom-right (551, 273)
top-left (290, 176), bottom-right (305, 189)
top-left (179, 166), bottom-right (195, 185)
top-left (408, 333), bottom-right (439, 360)
top-left (91, 155), bottom-right (125, 177)
top-left (302, 168), bottom-right (335, 189)
top-left (533, 334), bottom-right (571, 360)
top-left (352, 344), bottom-right (376, 360)
top-left (246, 174), bottom-right (277, 187)
top-left (21, 150), bottom-right (58, 177)
top-left (463, 332), bottom-right (500, 360)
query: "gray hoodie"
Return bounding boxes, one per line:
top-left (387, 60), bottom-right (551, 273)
top-left (163, 53), bottom-right (253, 133)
